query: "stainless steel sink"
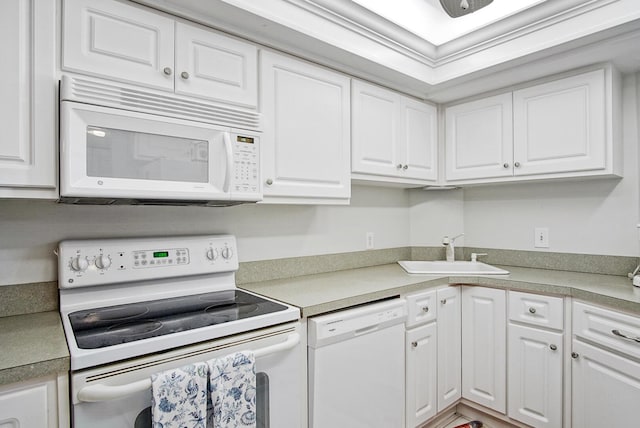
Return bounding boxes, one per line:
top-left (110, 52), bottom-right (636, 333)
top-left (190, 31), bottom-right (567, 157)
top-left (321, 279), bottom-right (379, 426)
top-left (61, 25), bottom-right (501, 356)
top-left (398, 260), bottom-right (509, 275)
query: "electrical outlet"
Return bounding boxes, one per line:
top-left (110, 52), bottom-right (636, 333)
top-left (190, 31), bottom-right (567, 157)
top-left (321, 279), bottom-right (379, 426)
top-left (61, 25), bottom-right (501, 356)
top-left (534, 227), bottom-right (549, 248)
top-left (366, 232), bottom-right (375, 250)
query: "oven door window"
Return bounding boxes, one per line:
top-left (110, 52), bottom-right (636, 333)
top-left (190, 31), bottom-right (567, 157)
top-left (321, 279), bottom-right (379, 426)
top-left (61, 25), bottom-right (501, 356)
top-left (133, 372), bottom-right (270, 428)
top-left (87, 126), bottom-right (209, 183)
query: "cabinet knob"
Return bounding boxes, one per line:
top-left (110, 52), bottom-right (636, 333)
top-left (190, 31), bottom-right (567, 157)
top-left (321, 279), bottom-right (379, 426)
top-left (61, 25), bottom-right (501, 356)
top-left (403, 165), bottom-right (408, 170)
top-left (503, 163), bottom-right (509, 169)
top-left (266, 178), bottom-right (273, 185)
top-left (514, 161), bottom-right (521, 168)
top-left (441, 299), bottom-right (447, 304)
top-left (163, 67), bottom-right (173, 76)
top-left (397, 164), bottom-right (403, 169)
top-left (181, 71), bottom-right (190, 80)
top-left (550, 344), bottom-right (558, 351)
top-left (411, 341), bottom-right (418, 348)
top-left (571, 352), bottom-right (579, 359)
top-left (422, 306), bottom-right (429, 313)
top-left (528, 307), bottom-right (537, 314)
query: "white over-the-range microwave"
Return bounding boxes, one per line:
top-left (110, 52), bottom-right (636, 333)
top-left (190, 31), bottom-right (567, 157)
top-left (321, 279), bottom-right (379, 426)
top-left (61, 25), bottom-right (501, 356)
top-left (59, 75), bottom-right (262, 206)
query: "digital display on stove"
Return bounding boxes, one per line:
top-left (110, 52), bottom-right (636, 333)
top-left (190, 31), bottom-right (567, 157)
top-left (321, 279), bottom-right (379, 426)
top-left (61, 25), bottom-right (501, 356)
top-left (153, 251), bottom-right (169, 258)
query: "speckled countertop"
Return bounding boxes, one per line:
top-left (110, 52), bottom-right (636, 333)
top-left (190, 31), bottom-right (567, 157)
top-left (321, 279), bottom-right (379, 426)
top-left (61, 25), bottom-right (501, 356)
top-left (240, 263), bottom-right (640, 317)
top-left (0, 311), bottom-right (69, 386)
top-left (3, 262), bottom-right (639, 388)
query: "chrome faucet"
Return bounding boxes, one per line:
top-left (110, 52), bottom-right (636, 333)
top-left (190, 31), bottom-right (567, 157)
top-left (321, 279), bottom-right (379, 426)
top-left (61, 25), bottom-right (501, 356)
top-left (442, 233), bottom-right (464, 262)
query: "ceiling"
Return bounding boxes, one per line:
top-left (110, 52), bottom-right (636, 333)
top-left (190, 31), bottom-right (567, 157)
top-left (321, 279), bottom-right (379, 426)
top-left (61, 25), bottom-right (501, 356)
top-left (352, 0), bottom-right (547, 46)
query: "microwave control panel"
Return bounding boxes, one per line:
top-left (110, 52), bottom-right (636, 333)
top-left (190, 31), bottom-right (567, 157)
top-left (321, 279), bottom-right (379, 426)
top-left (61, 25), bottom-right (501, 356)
top-left (232, 135), bottom-right (259, 195)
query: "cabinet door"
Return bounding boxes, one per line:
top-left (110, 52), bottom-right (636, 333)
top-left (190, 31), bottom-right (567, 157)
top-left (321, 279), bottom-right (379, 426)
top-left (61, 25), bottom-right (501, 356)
top-left (351, 80), bottom-right (402, 177)
top-left (445, 93), bottom-right (513, 181)
top-left (0, 380), bottom-right (51, 427)
top-left (508, 324), bottom-right (563, 427)
top-left (260, 51), bottom-right (351, 202)
top-left (513, 69), bottom-right (606, 176)
top-left (461, 286), bottom-right (506, 413)
top-left (175, 22), bottom-right (257, 108)
top-left (62, 0), bottom-right (175, 91)
top-left (0, 0), bottom-right (56, 193)
top-left (406, 322), bottom-right (437, 427)
top-left (401, 98), bottom-right (437, 181)
top-left (572, 339), bottom-right (640, 427)
top-left (437, 286), bottom-right (461, 412)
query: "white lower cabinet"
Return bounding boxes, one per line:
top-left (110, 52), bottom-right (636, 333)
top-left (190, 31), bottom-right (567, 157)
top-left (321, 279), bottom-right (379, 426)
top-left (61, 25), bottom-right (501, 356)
top-left (572, 301), bottom-right (640, 426)
top-left (461, 286), bottom-right (506, 413)
top-left (571, 339), bottom-right (640, 427)
top-left (404, 287), bottom-right (460, 428)
top-left (436, 287), bottom-right (461, 412)
top-left (406, 322), bottom-right (437, 427)
top-left (508, 324), bottom-right (563, 427)
top-left (0, 374), bottom-right (68, 428)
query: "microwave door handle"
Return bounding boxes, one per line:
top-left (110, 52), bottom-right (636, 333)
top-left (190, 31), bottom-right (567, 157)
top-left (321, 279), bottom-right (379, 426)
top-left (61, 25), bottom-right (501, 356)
top-left (76, 333), bottom-right (300, 403)
top-left (222, 132), bottom-right (233, 193)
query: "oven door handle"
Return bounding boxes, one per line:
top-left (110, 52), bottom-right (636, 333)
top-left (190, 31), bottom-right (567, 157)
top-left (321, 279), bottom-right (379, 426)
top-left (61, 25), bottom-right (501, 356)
top-left (77, 332), bottom-right (301, 403)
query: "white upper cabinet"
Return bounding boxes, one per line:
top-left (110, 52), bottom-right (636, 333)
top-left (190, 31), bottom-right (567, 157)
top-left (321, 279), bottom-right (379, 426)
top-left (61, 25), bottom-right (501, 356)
top-left (62, 0), bottom-right (257, 108)
top-left (513, 69), bottom-right (607, 177)
top-left (174, 22), bottom-right (257, 108)
top-left (260, 51), bottom-right (351, 204)
top-left (445, 93), bottom-right (513, 182)
top-left (445, 66), bottom-right (621, 184)
top-left (0, 0), bottom-right (57, 197)
top-left (352, 80), bottom-right (437, 186)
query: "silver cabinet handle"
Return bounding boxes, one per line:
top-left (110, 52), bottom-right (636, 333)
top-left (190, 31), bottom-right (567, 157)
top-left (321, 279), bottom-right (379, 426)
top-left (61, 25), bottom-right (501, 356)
top-left (612, 329), bottom-right (640, 343)
top-left (403, 165), bottom-right (408, 170)
top-left (528, 307), bottom-right (536, 314)
top-left (503, 163), bottom-right (509, 168)
top-left (266, 178), bottom-right (273, 185)
top-left (571, 352), bottom-right (579, 359)
top-left (411, 341), bottom-right (418, 348)
top-left (181, 71), bottom-right (190, 79)
top-left (549, 344), bottom-right (557, 351)
top-left (440, 299), bottom-right (447, 304)
top-left (397, 164), bottom-right (403, 169)
top-left (514, 161), bottom-right (521, 167)
top-left (163, 67), bottom-right (173, 76)
top-left (422, 306), bottom-right (429, 313)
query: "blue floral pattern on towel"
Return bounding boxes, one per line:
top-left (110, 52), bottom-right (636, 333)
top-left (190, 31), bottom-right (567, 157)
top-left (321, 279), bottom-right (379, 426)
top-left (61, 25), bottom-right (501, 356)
top-left (207, 351), bottom-right (256, 428)
top-left (151, 362), bottom-right (208, 428)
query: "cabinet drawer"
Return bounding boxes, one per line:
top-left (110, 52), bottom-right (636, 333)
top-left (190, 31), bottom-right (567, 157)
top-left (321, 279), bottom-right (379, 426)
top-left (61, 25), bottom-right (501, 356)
top-left (406, 289), bottom-right (437, 328)
top-left (573, 301), bottom-right (640, 359)
top-left (508, 291), bottom-right (563, 330)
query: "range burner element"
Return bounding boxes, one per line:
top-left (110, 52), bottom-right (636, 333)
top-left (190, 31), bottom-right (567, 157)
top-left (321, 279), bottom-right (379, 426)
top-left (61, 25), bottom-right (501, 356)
top-left (70, 290), bottom-right (287, 349)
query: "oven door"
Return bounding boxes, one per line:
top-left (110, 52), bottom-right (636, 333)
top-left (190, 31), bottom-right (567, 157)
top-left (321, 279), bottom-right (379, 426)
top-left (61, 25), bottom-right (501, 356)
top-left (71, 323), bottom-right (302, 428)
top-left (60, 101), bottom-right (234, 201)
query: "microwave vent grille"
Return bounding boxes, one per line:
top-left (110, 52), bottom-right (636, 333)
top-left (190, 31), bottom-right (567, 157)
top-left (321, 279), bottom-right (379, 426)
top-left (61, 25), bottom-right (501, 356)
top-left (65, 76), bottom-right (261, 131)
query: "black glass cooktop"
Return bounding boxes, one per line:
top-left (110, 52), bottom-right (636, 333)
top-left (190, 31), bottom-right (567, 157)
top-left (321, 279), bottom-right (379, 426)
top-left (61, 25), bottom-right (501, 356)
top-left (69, 290), bottom-right (287, 349)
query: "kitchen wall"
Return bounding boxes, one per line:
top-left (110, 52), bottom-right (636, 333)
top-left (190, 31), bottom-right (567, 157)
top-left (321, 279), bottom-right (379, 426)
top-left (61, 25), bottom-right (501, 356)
top-left (0, 185), bottom-right (410, 286)
top-left (460, 73), bottom-right (640, 257)
top-left (2, 76), bottom-right (638, 286)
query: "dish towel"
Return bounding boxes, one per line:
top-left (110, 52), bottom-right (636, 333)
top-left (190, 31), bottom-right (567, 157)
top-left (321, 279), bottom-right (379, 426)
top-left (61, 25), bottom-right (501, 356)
top-left (151, 362), bottom-right (209, 428)
top-left (207, 351), bottom-right (257, 428)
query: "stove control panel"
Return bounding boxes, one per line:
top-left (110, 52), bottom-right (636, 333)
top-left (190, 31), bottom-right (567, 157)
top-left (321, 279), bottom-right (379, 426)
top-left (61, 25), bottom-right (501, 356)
top-left (58, 235), bottom-right (238, 289)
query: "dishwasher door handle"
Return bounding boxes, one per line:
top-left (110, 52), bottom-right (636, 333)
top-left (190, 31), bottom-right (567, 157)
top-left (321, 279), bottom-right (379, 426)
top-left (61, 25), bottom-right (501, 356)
top-left (77, 333), bottom-right (300, 403)
top-left (354, 325), bottom-right (380, 336)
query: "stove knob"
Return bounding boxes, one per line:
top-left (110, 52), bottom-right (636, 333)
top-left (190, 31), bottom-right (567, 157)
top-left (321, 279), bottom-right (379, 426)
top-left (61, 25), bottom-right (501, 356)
top-left (70, 256), bottom-right (89, 272)
top-left (94, 254), bottom-right (112, 270)
top-left (221, 247), bottom-right (233, 260)
top-left (206, 248), bottom-right (219, 261)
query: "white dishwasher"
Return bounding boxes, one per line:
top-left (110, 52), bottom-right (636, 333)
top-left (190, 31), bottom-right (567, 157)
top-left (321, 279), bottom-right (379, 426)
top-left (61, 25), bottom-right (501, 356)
top-left (308, 298), bottom-right (407, 428)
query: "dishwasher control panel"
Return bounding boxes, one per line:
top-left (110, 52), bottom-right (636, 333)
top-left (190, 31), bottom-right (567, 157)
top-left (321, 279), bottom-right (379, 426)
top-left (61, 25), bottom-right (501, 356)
top-left (308, 299), bottom-right (407, 348)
